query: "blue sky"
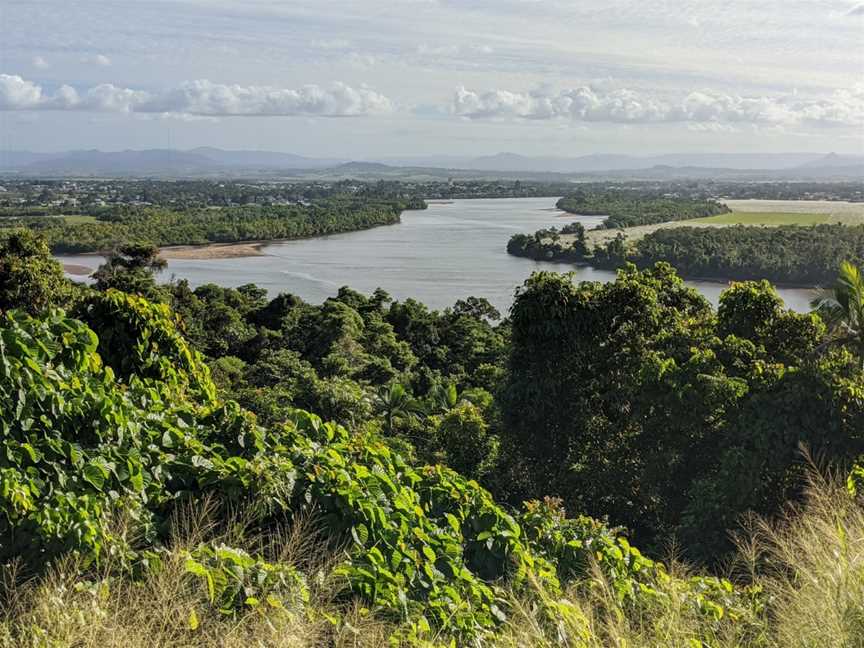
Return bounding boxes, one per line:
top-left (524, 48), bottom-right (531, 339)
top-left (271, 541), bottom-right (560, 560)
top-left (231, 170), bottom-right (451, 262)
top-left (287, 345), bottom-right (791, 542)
top-left (1, 0), bottom-right (862, 156)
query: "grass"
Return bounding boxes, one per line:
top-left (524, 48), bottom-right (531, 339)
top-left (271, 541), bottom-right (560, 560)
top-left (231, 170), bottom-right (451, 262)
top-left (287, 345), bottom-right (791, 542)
top-left (691, 212), bottom-right (830, 226)
top-left (1, 472), bottom-right (861, 647)
top-left (61, 215), bottom-right (98, 224)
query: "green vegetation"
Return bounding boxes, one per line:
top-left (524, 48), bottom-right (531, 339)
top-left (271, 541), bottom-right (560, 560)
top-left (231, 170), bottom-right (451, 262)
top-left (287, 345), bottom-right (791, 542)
top-left (513, 192), bottom-right (864, 285)
top-left (0, 198), bottom-right (413, 254)
top-left (691, 211), bottom-right (829, 225)
top-left (60, 214), bottom-right (99, 224)
top-left (557, 190), bottom-right (730, 229)
top-left (812, 260), bottom-right (864, 368)
top-left (1, 232), bottom-right (863, 645)
top-left (0, 230), bottom-right (72, 314)
top-left (594, 224), bottom-right (864, 284)
top-left (507, 222), bottom-right (588, 262)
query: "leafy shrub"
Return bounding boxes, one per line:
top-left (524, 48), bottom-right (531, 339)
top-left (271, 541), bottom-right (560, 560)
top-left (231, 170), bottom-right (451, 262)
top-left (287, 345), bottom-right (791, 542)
top-left (849, 459), bottom-right (864, 497)
top-left (184, 543), bottom-right (308, 614)
top-left (0, 302), bottom-right (762, 642)
top-left (0, 308), bottom-right (275, 567)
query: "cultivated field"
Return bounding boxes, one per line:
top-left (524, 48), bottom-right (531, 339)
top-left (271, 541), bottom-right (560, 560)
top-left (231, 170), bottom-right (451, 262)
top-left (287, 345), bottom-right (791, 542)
top-left (575, 199), bottom-right (864, 248)
top-left (61, 214), bottom-right (99, 224)
top-left (722, 199), bottom-right (864, 221)
top-left (692, 212), bottom-right (829, 226)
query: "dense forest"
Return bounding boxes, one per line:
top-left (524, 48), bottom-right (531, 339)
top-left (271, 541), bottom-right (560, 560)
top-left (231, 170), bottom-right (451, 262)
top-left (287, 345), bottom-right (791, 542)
top-left (0, 229), bottom-right (862, 645)
top-left (0, 198), bottom-right (416, 253)
top-left (596, 224), bottom-right (864, 285)
top-left (556, 189), bottom-right (730, 228)
top-left (509, 220), bottom-right (864, 285)
top-left (630, 224), bottom-right (864, 283)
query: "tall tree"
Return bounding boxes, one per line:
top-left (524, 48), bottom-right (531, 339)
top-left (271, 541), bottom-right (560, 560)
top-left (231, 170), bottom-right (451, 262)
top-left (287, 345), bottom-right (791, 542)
top-left (812, 261), bottom-right (864, 368)
top-left (93, 242), bottom-right (167, 299)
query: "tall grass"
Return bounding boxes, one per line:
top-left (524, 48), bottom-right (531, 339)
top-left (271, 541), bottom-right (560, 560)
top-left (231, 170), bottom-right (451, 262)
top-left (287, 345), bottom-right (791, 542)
top-left (753, 472), bottom-right (864, 648)
top-left (1, 475), bottom-right (861, 647)
top-left (494, 471), bottom-right (864, 648)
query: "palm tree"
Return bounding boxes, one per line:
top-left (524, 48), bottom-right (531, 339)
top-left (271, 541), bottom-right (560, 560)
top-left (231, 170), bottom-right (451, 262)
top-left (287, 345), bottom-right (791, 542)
top-left (811, 261), bottom-right (864, 368)
top-left (374, 383), bottom-right (424, 434)
top-left (428, 383), bottom-right (459, 415)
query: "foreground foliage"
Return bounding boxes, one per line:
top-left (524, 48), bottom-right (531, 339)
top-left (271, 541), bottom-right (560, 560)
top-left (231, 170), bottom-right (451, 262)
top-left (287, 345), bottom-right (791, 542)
top-left (0, 298), bottom-right (765, 643)
top-left (2, 469), bottom-right (861, 647)
top-left (499, 264), bottom-right (864, 560)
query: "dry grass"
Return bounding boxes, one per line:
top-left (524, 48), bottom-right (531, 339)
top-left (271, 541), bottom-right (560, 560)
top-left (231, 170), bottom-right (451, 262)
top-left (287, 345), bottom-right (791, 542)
top-left (494, 471), bottom-right (864, 648)
top-left (748, 472), bottom-right (864, 648)
top-left (1, 476), bottom-right (862, 647)
top-left (0, 502), bottom-right (392, 648)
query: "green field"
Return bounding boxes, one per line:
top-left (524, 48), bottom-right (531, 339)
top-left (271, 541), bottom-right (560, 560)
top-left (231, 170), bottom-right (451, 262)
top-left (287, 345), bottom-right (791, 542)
top-left (691, 211), bottom-right (829, 226)
top-left (61, 214), bottom-right (98, 224)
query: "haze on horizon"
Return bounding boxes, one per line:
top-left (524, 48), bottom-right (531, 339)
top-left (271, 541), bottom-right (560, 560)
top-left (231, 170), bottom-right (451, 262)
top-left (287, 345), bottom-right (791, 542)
top-left (1, 0), bottom-right (862, 159)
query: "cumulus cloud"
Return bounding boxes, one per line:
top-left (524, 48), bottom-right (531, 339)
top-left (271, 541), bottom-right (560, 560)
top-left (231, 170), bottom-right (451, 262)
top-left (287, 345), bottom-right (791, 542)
top-left (0, 75), bottom-right (394, 117)
top-left (452, 83), bottom-right (864, 127)
top-left (31, 56), bottom-right (50, 70)
top-left (0, 75), bottom-right (45, 109)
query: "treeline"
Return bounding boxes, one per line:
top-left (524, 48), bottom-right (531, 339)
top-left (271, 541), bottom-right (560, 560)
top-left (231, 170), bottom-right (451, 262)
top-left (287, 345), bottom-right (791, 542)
top-left (1, 198), bottom-right (415, 253)
top-left (557, 189), bottom-right (730, 228)
top-left (595, 224), bottom-right (864, 285)
top-left (508, 220), bottom-right (864, 285)
top-left (715, 180), bottom-right (864, 202)
top-left (0, 178), bottom-right (429, 212)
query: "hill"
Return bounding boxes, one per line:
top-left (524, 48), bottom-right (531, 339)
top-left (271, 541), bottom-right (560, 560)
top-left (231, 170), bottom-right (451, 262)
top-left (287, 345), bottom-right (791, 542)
top-left (3, 148), bottom-right (863, 180)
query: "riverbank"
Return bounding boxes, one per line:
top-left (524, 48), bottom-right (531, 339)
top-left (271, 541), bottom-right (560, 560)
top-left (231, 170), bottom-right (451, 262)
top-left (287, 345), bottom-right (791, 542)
top-left (61, 240), bottom-right (269, 276)
top-left (62, 264), bottom-right (93, 276)
top-left (159, 242), bottom-right (267, 260)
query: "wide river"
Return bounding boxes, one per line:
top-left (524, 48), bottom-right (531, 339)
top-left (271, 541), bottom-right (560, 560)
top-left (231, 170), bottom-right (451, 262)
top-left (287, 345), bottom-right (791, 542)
top-left (57, 197), bottom-right (816, 313)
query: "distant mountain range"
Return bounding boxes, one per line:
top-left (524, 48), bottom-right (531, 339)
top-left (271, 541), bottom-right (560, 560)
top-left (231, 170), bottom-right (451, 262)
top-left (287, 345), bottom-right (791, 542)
top-left (0, 148), bottom-right (343, 175)
top-left (0, 148), bottom-right (861, 179)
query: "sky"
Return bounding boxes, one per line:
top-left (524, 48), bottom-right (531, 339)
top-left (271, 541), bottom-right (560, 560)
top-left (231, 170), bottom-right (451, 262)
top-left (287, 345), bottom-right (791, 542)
top-left (0, 0), bottom-right (863, 158)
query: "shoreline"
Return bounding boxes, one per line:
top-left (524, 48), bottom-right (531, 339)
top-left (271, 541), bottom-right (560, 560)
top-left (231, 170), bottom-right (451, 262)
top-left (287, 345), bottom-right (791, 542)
top-left (506, 251), bottom-right (821, 290)
top-left (158, 241), bottom-right (267, 260)
top-left (56, 217), bottom-right (407, 272)
top-left (62, 263), bottom-right (94, 276)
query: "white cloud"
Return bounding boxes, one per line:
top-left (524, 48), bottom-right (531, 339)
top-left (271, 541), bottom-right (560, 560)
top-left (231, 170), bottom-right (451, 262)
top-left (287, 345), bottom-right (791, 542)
top-left (31, 56), bottom-right (50, 70)
top-left (452, 83), bottom-right (864, 127)
top-left (0, 75), bottom-right (394, 117)
top-left (0, 75), bottom-right (44, 109)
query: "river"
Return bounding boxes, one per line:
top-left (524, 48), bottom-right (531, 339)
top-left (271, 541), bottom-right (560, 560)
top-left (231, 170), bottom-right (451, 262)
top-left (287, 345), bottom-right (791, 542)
top-left (56, 197), bottom-right (817, 313)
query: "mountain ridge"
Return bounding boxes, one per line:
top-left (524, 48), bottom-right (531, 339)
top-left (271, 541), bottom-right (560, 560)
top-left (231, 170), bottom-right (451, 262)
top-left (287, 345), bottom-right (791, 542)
top-left (1, 147), bottom-right (861, 178)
